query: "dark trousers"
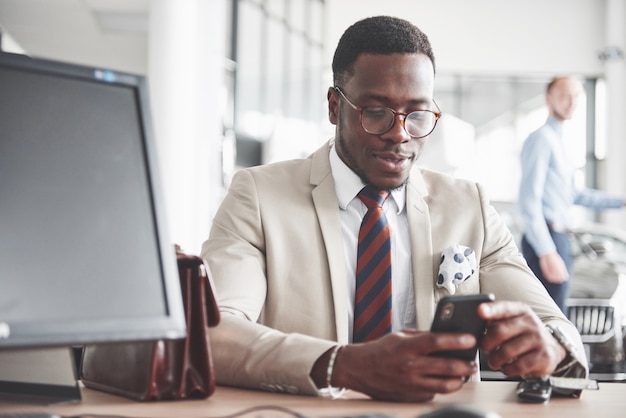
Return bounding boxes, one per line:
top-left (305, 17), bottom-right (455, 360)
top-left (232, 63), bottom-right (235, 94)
top-left (521, 231), bottom-right (573, 316)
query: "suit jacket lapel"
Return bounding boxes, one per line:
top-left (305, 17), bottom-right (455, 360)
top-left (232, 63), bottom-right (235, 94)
top-left (310, 142), bottom-right (350, 344)
top-left (406, 169), bottom-right (437, 330)
top-left (308, 143), bottom-right (437, 337)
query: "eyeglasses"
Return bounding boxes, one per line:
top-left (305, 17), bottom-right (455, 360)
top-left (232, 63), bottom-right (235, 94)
top-left (334, 87), bottom-right (441, 139)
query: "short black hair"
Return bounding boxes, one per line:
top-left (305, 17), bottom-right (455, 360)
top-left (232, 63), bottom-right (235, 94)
top-left (332, 16), bottom-right (435, 86)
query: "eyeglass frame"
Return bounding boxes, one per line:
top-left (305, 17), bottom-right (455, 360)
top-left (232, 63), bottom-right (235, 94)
top-left (333, 86), bottom-right (442, 139)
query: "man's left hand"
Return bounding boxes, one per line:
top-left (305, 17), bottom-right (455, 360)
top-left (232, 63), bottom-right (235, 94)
top-left (478, 301), bottom-right (566, 377)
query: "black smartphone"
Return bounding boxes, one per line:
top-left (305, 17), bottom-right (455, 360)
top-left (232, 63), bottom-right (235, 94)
top-left (430, 293), bottom-right (495, 360)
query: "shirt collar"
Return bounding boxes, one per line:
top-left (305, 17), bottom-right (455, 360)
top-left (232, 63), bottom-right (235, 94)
top-left (546, 116), bottom-right (564, 136)
top-left (329, 142), bottom-right (406, 214)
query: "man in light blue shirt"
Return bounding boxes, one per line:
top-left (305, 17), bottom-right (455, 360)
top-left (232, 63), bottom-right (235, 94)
top-left (518, 76), bottom-right (625, 314)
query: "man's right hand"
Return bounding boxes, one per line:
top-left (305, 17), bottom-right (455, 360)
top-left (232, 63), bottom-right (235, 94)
top-left (539, 252), bottom-right (569, 283)
top-left (313, 330), bottom-right (478, 402)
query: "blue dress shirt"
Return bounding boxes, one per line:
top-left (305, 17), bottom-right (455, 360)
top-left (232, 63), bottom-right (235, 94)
top-left (518, 116), bottom-right (624, 256)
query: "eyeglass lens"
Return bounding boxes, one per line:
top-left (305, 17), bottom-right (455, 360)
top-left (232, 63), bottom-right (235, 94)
top-left (361, 108), bottom-right (437, 137)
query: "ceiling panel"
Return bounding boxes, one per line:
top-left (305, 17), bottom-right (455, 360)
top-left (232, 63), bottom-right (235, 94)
top-left (0, 0), bottom-right (148, 74)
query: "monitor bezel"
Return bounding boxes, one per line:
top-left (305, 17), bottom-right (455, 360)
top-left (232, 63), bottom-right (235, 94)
top-left (0, 52), bottom-right (187, 349)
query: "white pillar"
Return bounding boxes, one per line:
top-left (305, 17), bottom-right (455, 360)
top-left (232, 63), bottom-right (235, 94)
top-left (603, 0), bottom-right (626, 228)
top-left (147, 0), bottom-right (228, 254)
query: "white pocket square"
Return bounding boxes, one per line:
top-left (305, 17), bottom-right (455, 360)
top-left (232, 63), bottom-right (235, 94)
top-left (436, 244), bottom-right (477, 295)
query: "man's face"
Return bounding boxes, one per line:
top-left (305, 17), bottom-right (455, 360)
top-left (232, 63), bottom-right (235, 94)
top-left (327, 53), bottom-right (436, 190)
top-left (547, 78), bottom-right (584, 122)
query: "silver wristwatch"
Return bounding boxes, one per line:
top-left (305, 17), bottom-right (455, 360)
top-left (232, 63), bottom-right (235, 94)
top-left (547, 325), bottom-right (579, 375)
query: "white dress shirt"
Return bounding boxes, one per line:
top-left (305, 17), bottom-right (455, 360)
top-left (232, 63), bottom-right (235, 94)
top-left (329, 144), bottom-right (416, 342)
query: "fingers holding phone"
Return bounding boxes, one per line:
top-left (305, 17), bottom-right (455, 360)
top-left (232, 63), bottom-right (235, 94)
top-left (477, 301), bottom-right (567, 377)
top-left (430, 294), bottom-right (495, 361)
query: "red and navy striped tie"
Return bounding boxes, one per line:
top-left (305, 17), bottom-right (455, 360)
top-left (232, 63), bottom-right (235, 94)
top-left (353, 186), bottom-right (392, 343)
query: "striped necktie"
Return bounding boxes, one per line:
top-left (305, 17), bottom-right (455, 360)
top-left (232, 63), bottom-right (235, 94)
top-left (353, 186), bottom-right (392, 343)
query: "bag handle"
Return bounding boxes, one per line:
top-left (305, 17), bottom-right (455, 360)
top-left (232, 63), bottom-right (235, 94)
top-left (175, 245), bottom-right (221, 327)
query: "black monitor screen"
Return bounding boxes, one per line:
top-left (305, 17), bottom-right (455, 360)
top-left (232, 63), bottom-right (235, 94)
top-left (0, 53), bottom-right (186, 349)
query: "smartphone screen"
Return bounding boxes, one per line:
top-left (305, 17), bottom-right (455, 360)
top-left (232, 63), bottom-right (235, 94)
top-left (430, 293), bottom-right (495, 360)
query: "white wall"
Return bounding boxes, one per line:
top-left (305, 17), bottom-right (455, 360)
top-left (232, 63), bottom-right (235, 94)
top-left (326, 0), bottom-right (606, 76)
top-left (603, 0), bottom-right (626, 227)
top-left (147, 0), bottom-right (228, 254)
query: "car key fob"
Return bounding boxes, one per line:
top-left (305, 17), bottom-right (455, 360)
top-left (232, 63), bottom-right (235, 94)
top-left (517, 376), bottom-right (552, 403)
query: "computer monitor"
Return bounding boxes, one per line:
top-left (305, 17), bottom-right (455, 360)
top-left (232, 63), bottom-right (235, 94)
top-left (0, 52), bottom-right (186, 402)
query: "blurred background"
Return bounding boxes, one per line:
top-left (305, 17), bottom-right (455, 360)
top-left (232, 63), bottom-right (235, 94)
top-left (2, 0), bottom-right (625, 254)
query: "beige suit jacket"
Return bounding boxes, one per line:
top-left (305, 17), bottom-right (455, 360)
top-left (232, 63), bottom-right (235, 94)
top-left (201, 140), bottom-right (587, 396)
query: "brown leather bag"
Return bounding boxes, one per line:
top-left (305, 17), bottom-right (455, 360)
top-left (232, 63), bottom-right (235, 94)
top-left (80, 249), bottom-right (220, 401)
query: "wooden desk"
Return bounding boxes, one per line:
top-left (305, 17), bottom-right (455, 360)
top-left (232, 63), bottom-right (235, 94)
top-left (0, 382), bottom-right (623, 418)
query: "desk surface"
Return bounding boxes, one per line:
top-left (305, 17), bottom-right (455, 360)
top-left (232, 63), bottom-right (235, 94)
top-left (0, 382), bottom-right (624, 418)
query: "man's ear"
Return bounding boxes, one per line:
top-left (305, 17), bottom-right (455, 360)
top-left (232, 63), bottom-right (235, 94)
top-left (327, 87), bottom-right (339, 125)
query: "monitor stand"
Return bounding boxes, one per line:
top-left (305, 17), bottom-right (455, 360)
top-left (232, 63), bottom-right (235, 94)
top-left (0, 347), bottom-right (81, 405)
